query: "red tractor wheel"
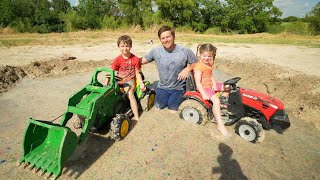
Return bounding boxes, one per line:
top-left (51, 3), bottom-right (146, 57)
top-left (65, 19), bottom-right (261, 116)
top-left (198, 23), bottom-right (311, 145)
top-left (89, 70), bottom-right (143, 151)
top-left (235, 117), bottom-right (265, 143)
top-left (179, 99), bottom-right (208, 125)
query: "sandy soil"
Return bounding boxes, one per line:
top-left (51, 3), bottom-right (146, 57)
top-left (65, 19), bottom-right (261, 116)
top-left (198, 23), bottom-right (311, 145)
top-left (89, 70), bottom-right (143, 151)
top-left (0, 42), bottom-right (319, 179)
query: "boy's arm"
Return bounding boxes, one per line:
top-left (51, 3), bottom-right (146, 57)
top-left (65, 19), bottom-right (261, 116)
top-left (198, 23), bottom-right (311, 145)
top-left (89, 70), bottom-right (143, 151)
top-left (194, 70), bottom-right (209, 100)
top-left (135, 69), bottom-right (146, 91)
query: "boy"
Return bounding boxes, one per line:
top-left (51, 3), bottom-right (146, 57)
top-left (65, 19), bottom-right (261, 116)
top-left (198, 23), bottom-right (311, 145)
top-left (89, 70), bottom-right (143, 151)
top-left (110, 35), bottom-right (145, 121)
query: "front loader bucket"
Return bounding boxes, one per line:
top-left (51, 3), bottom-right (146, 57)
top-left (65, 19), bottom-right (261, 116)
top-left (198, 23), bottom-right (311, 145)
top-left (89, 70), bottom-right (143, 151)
top-left (20, 118), bottom-right (78, 178)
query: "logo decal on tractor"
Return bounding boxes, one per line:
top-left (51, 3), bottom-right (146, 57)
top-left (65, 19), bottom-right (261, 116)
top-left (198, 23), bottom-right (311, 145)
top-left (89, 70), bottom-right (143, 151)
top-left (242, 93), bottom-right (258, 100)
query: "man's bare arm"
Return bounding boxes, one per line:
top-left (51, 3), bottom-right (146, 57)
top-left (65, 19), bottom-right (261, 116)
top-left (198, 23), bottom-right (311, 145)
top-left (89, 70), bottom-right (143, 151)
top-left (178, 63), bottom-right (195, 80)
top-left (140, 57), bottom-right (149, 65)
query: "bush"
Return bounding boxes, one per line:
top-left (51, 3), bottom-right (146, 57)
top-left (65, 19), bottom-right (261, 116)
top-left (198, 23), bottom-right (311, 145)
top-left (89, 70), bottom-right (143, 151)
top-left (10, 17), bottom-right (34, 33)
top-left (267, 23), bottom-right (286, 34)
top-left (101, 16), bottom-right (119, 30)
top-left (204, 27), bottom-right (223, 35)
top-left (267, 22), bottom-right (311, 35)
top-left (175, 26), bottom-right (194, 33)
top-left (285, 21), bottom-right (310, 35)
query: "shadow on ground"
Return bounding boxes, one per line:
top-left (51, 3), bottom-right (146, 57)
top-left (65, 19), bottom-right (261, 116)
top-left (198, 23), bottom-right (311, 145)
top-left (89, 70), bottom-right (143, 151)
top-left (212, 142), bottom-right (248, 180)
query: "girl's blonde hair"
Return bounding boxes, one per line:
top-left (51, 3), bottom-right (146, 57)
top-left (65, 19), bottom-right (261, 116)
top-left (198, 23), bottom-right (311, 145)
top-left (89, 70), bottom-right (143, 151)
top-left (196, 43), bottom-right (217, 57)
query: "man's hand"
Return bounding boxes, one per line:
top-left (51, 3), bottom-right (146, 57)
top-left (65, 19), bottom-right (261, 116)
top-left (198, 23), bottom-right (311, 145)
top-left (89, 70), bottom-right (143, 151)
top-left (177, 68), bottom-right (190, 80)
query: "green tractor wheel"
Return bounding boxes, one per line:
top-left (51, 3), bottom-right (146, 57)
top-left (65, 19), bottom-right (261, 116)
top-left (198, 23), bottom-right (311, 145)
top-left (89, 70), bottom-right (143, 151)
top-left (109, 114), bottom-right (130, 141)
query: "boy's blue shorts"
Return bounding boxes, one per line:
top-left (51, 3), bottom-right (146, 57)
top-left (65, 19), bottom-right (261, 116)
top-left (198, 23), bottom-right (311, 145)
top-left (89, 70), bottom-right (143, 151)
top-left (155, 87), bottom-right (185, 111)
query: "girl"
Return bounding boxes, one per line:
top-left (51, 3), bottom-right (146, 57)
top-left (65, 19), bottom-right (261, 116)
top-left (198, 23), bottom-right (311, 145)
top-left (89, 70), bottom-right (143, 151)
top-left (194, 43), bottom-right (230, 137)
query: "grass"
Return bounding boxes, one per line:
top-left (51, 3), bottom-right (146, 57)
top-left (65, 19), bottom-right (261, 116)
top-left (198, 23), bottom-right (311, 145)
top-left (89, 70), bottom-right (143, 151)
top-left (0, 29), bottom-right (319, 48)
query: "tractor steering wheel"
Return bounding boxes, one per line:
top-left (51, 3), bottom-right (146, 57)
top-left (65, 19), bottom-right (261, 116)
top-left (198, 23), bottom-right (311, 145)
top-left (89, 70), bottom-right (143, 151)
top-left (223, 77), bottom-right (241, 89)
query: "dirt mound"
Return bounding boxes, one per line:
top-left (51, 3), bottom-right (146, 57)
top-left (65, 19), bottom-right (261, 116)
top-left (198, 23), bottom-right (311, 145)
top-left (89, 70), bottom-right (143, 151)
top-left (0, 66), bottom-right (27, 93)
top-left (23, 58), bottom-right (111, 78)
top-left (216, 57), bottom-right (320, 130)
top-left (0, 59), bottom-right (111, 93)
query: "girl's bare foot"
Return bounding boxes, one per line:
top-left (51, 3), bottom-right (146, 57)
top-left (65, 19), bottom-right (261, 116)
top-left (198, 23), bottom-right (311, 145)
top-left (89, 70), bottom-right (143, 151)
top-left (217, 126), bottom-right (232, 138)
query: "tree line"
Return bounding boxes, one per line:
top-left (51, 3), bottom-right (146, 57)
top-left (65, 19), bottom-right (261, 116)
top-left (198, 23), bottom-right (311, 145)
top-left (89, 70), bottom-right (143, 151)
top-left (0, 0), bottom-right (319, 35)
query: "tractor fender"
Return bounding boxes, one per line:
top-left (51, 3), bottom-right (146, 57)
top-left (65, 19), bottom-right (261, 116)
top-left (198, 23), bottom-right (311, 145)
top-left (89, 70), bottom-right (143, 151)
top-left (183, 91), bottom-right (211, 109)
top-left (243, 104), bottom-right (271, 129)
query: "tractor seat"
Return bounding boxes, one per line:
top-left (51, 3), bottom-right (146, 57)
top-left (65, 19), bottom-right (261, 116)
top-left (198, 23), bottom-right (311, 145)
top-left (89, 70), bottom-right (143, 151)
top-left (186, 72), bottom-right (196, 91)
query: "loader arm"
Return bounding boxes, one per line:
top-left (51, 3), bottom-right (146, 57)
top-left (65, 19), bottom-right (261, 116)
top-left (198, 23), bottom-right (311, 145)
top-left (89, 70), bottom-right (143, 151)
top-left (20, 68), bottom-right (119, 179)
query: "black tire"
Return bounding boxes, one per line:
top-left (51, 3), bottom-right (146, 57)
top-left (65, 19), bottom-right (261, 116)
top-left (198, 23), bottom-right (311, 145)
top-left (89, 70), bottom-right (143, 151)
top-left (140, 90), bottom-right (156, 111)
top-left (179, 99), bottom-right (208, 125)
top-left (235, 117), bottom-right (265, 143)
top-left (109, 114), bottom-right (130, 141)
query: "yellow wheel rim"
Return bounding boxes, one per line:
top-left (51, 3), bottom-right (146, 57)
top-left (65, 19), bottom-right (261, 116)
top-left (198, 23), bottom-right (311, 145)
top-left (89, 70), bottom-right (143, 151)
top-left (148, 94), bottom-right (155, 109)
top-left (120, 120), bottom-right (129, 137)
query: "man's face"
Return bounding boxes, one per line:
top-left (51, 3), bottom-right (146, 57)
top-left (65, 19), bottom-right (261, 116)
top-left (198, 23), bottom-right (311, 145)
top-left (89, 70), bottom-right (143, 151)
top-left (160, 31), bottom-right (175, 50)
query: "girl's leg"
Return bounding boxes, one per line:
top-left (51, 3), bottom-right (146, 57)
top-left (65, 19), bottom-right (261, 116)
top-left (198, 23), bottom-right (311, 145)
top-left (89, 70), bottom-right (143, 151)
top-left (124, 85), bottom-right (140, 121)
top-left (210, 94), bottom-right (230, 136)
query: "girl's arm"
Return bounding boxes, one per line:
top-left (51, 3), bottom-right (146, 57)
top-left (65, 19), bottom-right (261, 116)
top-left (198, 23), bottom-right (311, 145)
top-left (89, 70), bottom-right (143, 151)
top-left (194, 70), bottom-right (209, 100)
top-left (211, 77), bottom-right (217, 90)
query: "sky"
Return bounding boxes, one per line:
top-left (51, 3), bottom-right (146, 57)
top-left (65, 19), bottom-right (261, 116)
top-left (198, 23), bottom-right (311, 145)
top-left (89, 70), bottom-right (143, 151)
top-left (273, 0), bottom-right (319, 17)
top-left (67, 0), bottom-right (319, 18)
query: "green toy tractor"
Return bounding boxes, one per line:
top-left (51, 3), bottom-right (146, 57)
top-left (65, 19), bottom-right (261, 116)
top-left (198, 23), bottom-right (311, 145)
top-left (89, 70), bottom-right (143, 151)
top-left (19, 67), bottom-right (155, 179)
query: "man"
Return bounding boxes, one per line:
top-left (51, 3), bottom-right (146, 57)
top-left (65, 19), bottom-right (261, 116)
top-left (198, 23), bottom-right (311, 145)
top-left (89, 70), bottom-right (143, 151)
top-left (140, 26), bottom-right (197, 113)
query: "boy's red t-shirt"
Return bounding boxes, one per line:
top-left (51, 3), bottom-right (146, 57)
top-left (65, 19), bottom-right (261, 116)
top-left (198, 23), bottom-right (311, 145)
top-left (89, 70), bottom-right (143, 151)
top-left (111, 53), bottom-right (141, 84)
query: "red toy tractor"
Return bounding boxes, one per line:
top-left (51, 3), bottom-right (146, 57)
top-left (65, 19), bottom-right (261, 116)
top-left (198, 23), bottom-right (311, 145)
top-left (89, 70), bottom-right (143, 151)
top-left (179, 75), bottom-right (290, 143)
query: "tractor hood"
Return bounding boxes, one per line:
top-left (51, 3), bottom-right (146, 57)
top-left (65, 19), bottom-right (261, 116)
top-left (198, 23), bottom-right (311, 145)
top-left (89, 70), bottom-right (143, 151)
top-left (240, 88), bottom-right (284, 110)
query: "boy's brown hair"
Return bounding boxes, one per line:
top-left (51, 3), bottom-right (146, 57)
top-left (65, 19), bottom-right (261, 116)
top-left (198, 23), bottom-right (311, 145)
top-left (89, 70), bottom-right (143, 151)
top-left (117, 35), bottom-right (132, 47)
top-left (157, 25), bottom-right (175, 39)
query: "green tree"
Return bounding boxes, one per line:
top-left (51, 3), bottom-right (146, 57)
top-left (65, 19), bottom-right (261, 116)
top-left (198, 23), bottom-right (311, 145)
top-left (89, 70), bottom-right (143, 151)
top-left (118, 0), bottom-right (143, 26)
top-left (192, 0), bottom-right (224, 32)
top-left (154, 0), bottom-right (195, 27)
top-left (306, 2), bottom-right (320, 35)
top-left (221, 0), bottom-right (282, 33)
top-left (32, 0), bottom-right (68, 33)
top-left (71, 0), bottom-right (113, 29)
top-left (0, 0), bottom-right (15, 27)
top-left (282, 16), bottom-right (300, 22)
top-left (51, 0), bottom-right (71, 13)
top-left (117, 0), bottom-right (161, 28)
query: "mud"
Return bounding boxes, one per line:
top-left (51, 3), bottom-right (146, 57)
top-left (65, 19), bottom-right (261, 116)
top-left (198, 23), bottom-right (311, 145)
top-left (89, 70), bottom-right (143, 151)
top-left (0, 42), bottom-right (319, 179)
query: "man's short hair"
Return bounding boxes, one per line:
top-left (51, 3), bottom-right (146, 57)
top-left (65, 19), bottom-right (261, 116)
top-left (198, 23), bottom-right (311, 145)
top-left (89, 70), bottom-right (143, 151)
top-left (157, 26), bottom-right (175, 39)
top-left (117, 35), bottom-right (132, 47)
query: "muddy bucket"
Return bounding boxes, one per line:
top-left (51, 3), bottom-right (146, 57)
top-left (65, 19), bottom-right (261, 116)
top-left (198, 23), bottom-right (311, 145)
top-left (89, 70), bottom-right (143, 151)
top-left (20, 118), bottom-right (78, 178)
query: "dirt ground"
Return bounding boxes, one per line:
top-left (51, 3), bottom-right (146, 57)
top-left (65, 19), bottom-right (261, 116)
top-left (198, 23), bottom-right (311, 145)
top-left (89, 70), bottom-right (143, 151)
top-left (0, 41), bottom-right (319, 179)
